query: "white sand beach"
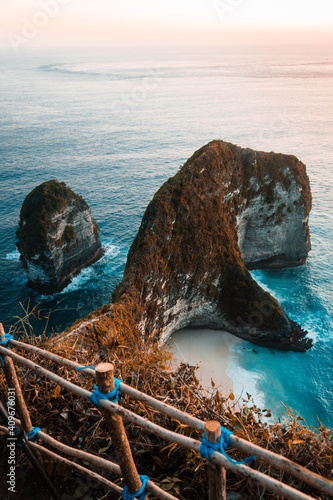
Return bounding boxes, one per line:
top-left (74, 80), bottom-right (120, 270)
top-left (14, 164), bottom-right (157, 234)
top-left (168, 329), bottom-right (242, 397)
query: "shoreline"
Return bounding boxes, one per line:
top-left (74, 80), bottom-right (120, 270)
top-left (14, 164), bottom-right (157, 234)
top-left (168, 328), bottom-right (242, 397)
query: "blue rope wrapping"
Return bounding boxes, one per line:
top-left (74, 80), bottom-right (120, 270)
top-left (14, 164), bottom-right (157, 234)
top-left (0, 334), bottom-right (14, 347)
top-left (76, 366), bottom-right (96, 378)
top-left (122, 475), bottom-right (150, 500)
top-left (200, 427), bottom-right (256, 465)
top-left (0, 334), bottom-right (14, 368)
top-left (90, 378), bottom-right (121, 407)
top-left (26, 427), bottom-right (41, 443)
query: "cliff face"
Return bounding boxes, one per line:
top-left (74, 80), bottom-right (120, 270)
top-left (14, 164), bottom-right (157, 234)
top-left (113, 140), bottom-right (312, 351)
top-left (234, 147), bottom-right (311, 269)
top-left (16, 180), bottom-right (103, 294)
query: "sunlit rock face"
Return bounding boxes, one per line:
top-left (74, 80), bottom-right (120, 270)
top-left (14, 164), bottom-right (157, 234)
top-left (234, 148), bottom-right (311, 269)
top-left (113, 140), bottom-right (312, 352)
top-left (16, 180), bottom-right (103, 294)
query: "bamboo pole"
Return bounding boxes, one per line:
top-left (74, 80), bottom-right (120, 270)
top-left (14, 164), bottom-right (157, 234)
top-left (7, 339), bottom-right (333, 498)
top-left (204, 421), bottom-right (226, 500)
top-left (94, 362), bottom-right (143, 495)
top-left (0, 345), bottom-right (319, 500)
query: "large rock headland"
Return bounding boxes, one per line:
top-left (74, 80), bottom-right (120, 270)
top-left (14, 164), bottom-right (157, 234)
top-left (16, 180), bottom-right (103, 294)
top-left (112, 140), bottom-right (312, 351)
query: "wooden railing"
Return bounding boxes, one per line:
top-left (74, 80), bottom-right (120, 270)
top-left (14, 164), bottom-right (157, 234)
top-left (1, 324), bottom-right (333, 500)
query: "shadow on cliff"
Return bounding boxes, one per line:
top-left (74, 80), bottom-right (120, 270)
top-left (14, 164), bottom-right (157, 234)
top-left (110, 140), bottom-right (312, 352)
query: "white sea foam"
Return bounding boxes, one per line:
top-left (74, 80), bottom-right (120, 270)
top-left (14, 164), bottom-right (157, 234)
top-left (249, 271), bottom-right (277, 297)
top-left (61, 266), bottom-right (94, 293)
top-left (41, 59), bottom-right (333, 81)
top-left (100, 242), bottom-right (120, 261)
top-left (6, 250), bottom-right (20, 261)
top-left (60, 242), bottom-right (120, 294)
top-left (229, 344), bottom-right (267, 409)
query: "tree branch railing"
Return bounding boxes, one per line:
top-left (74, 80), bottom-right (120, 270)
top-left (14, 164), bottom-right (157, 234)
top-left (1, 330), bottom-right (333, 500)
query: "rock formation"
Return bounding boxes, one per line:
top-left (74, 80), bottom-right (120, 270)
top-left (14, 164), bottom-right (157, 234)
top-left (16, 180), bottom-right (103, 294)
top-left (112, 140), bottom-right (312, 352)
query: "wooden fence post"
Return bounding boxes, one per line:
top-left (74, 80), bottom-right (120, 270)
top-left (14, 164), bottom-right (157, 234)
top-left (205, 421), bottom-right (227, 500)
top-left (0, 323), bottom-right (33, 433)
top-left (95, 362), bottom-right (143, 495)
top-left (0, 323), bottom-right (61, 499)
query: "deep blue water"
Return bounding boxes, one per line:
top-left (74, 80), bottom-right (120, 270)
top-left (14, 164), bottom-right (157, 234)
top-left (0, 45), bottom-right (332, 428)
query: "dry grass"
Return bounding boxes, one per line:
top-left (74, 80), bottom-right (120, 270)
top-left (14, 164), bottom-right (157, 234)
top-left (0, 308), bottom-right (332, 500)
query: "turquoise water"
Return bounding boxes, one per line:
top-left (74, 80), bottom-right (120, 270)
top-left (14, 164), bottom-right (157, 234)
top-left (0, 45), bottom-right (332, 428)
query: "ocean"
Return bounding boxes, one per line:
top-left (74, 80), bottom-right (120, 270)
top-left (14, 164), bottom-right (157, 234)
top-left (0, 45), bottom-right (332, 428)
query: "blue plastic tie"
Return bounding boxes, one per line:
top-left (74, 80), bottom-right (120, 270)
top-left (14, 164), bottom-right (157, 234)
top-left (26, 427), bottom-right (41, 443)
top-left (76, 366), bottom-right (96, 377)
top-left (200, 427), bottom-right (256, 465)
top-left (122, 475), bottom-right (150, 500)
top-left (0, 334), bottom-right (14, 368)
top-left (90, 378), bottom-right (121, 407)
top-left (0, 334), bottom-right (14, 347)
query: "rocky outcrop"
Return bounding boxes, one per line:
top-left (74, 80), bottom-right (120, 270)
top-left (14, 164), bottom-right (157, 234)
top-left (16, 180), bottom-right (103, 294)
top-left (113, 140), bottom-right (312, 352)
top-left (235, 150), bottom-right (311, 269)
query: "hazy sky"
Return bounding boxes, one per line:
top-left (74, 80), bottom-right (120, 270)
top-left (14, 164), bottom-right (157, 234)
top-left (1, 0), bottom-right (333, 48)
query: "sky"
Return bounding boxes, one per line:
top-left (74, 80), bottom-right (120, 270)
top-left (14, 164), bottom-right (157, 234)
top-left (1, 0), bottom-right (333, 48)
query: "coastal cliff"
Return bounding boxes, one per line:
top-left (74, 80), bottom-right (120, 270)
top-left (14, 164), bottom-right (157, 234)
top-left (112, 140), bottom-right (312, 351)
top-left (16, 180), bottom-right (103, 294)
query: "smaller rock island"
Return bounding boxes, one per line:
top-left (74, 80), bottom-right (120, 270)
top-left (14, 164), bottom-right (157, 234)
top-left (16, 180), bottom-right (103, 294)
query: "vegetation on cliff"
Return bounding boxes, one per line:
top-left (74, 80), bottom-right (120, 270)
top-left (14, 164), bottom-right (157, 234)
top-left (0, 310), bottom-right (331, 499)
top-left (16, 179), bottom-right (103, 293)
top-left (16, 180), bottom-right (88, 264)
top-left (113, 140), bottom-right (312, 351)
